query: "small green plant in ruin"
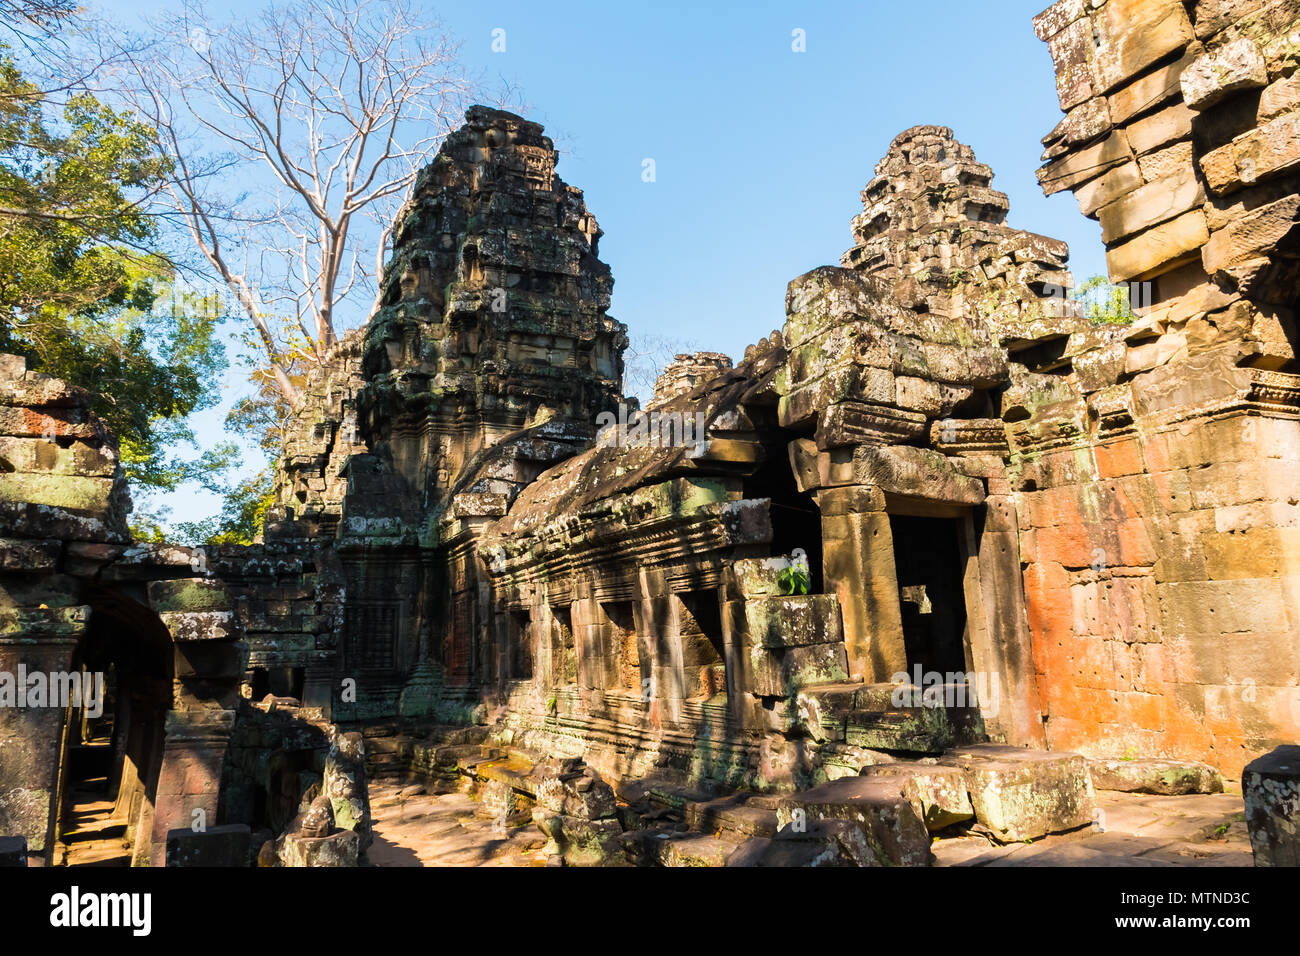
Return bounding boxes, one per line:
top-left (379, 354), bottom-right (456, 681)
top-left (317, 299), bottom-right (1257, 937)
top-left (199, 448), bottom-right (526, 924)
top-left (779, 564), bottom-right (809, 596)
top-left (1122, 746), bottom-right (1137, 761)
top-left (545, 695), bottom-right (557, 714)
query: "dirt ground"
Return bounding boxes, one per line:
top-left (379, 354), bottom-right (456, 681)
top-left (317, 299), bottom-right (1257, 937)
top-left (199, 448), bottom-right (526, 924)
top-left (366, 778), bottom-right (1253, 867)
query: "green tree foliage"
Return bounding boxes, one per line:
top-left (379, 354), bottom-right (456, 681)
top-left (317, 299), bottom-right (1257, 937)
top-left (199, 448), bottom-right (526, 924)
top-left (174, 466), bottom-right (275, 546)
top-left (0, 53), bottom-right (237, 514)
top-left (1071, 275), bottom-right (1134, 326)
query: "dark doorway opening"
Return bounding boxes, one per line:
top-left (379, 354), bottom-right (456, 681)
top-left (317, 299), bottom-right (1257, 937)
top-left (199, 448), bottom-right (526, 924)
top-left (551, 605), bottom-right (576, 686)
top-left (889, 515), bottom-right (969, 677)
top-left (743, 430), bottom-right (824, 594)
top-left (248, 666), bottom-right (270, 701)
top-left (508, 609), bottom-right (533, 680)
top-left (56, 587), bottom-right (173, 867)
top-left (678, 592), bottom-right (726, 700)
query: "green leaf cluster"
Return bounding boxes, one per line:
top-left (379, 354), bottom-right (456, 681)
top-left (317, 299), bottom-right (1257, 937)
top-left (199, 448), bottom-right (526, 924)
top-left (0, 52), bottom-right (235, 499)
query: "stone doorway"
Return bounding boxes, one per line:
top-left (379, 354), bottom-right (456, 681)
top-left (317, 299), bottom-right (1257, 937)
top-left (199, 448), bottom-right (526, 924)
top-left (54, 588), bottom-right (172, 867)
top-left (888, 514), bottom-right (969, 678)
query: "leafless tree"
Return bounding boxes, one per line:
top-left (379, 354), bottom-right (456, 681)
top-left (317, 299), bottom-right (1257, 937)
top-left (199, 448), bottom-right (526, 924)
top-left (622, 333), bottom-right (701, 405)
top-left (110, 0), bottom-right (475, 405)
top-left (0, 0), bottom-right (76, 37)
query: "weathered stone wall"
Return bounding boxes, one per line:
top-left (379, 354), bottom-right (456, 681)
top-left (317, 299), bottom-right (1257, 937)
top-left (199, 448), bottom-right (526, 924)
top-left (272, 329), bottom-right (368, 535)
top-left (0, 356), bottom-right (248, 863)
top-left (1026, 0), bottom-right (1300, 774)
top-left (10, 0), bottom-right (1299, 862)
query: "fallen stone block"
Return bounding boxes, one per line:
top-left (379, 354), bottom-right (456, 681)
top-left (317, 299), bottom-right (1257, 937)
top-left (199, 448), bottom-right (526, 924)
top-left (684, 796), bottom-right (780, 838)
top-left (656, 832), bottom-right (736, 867)
top-left (1088, 757), bottom-right (1224, 795)
top-left (165, 824), bottom-right (251, 867)
top-left (556, 815), bottom-right (624, 867)
top-left (776, 775), bottom-right (932, 866)
top-left (861, 763), bottom-right (975, 831)
top-left (940, 745), bottom-right (1095, 842)
top-left (732, 820), bottom-right (882, 867)
top-left (279, 829), bottom-right (359, 867)
top-left (1243, 745), bottom-right (1300, 867)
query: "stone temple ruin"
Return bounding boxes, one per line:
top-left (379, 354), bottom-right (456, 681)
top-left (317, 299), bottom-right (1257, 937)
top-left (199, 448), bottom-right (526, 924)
top-left (1, 0), bottom-right (1299, 868)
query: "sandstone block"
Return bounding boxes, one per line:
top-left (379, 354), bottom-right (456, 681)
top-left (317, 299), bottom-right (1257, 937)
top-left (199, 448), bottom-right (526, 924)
top-left (748, 641), bottom-right (849, 697)
top-left (1033, 0), bottom-right (1086, 42)
top-left (1038, 130), bottom-right (1132, 195)
top-left (1137, 140), bottom-right (1194, 182)
top-left (775, 775), bottom-right (932, 866)
top-left (1075, 162), bottom-right (1142, 216)
top-left (1126, 102), bottom-right (1193, 155)
top-left (1098, 169), bottom-right (1205, 243)
top-left (730, 556), bottom-right (798, 598)
top-left (1259, 73), bottom-right (1300, 122)
top-left (1192, 0), bottom-right (1270, 40)
top-left (732, 820), bottom-right (881, 867)
top-left (0, 537), bottom-right (60, 572)
top-left (147, 578), bottom-right (233, 613)
top-left (1243, 745), bottom-right (1300, 867)
top-left (1048, 17), bottom-right (1097, 110)
top-left (845, 703), bottom-right (955, 753)
top-left (1181, 38), bottom-right (1267, 111)
top-left (851, 445), bottom-right (986, 505)
top-left (1202, 194), bottom-right (1300, 276)
top-left (861, 763), bottom-right (975, 831)
top-left (279, 828), bottom-right (359, 867)
top-left (158, 610), bottom-right (238, 643)
top-left (1092, 0), bottom-right (1193, 95)
top-left (940, 745), bottom-right (1096, 842)
top-left (1088, 757), bottom-right (1225, 794)
top-left (1200, 111), bottom-right (1300, 194)
top-left (743, 594), bottom-right (842, 649)
top-left (165, 824), bottom-right (251, 867)
top-left (1107, 209), bottom-right (1208, 281)
top-left (656, 833), bottom-right (734, 867)
top-left (1109, 49), bottom-right (1196, 125)
top-left (0, 473), bottom-right (117, 513)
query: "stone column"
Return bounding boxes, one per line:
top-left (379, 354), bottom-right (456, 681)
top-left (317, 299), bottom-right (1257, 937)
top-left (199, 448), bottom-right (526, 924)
top-left (816, 484), bottom-right (907, 683)
top-left (572, 590), bottom-right (619, 702)
top-left (0, 625), bottom-right (82, 861)
top-left (148, 709), bottom-right (235, 866)
top-left (960, 501), bottom-right (1046, 747)
top-left (635, 567), bottom-right (683, 724)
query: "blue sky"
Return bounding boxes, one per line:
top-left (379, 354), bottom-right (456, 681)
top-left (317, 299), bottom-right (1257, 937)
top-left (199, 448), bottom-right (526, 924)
top-left (95, 0), bottom-right (1106, 527)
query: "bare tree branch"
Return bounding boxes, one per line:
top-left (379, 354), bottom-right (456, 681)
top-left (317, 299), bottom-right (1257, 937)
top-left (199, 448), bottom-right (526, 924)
top-left (104, 0), bottom-right (475, 405)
